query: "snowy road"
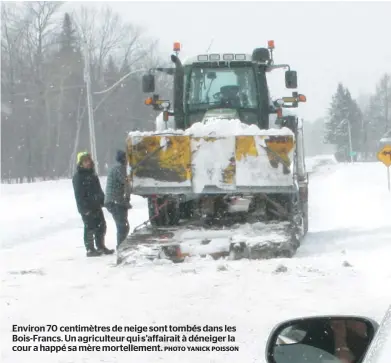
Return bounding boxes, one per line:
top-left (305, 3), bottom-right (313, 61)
top-left (1, 158), bottom-right (391, 363)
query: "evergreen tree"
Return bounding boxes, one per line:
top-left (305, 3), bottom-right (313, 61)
top-left (59, 13), bottom-right (78, 53)
top-left (376, 73), bottom-right (391, 133)
top-left (324, 83), bottom-right (364, 161)
top-left (324, 83), bottom-right (348, 146)
top-left (361, 73), bottom-right (391, 158)
top-left (362, 96), bottom-right (382, 159)
top-left (47, 12), bottom-right (83, 175)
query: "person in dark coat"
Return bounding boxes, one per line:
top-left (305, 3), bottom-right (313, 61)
top-left (72, 151), bottom-right (114, 257)
top-left (104, 150), bottom-right (132, 248)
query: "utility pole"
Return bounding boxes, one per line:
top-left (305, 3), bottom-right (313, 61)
top-left (338, 119), bottom-right (354, 163)
top-left (347, 119), bottom-right (353, 163)
top-left (385, 74), bottom-right (389, 133)
top-left (83, 41), bottom-right (99, 174)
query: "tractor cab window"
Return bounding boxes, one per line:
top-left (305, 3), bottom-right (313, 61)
top-left (186, 63), bottom-right (258, 112)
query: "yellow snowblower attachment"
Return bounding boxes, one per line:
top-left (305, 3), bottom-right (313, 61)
top-left (127, 131), bottom-right (295, 195)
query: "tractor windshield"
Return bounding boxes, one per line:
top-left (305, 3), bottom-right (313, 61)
top-left (185, 63), bottom-right (259, 112)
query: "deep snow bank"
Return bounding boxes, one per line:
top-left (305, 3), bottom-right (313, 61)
top-left (2, 161), bottom-right (391, 363)
top-left (306, 154), bottom-right (338, 174)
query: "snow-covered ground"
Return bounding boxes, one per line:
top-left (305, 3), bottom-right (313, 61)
top-left (305, 153), bottom-right (338, 174)
top-left (1, 158), bottom-right (391, 363)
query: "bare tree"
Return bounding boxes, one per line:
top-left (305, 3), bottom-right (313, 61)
top-left (1, 2), bottom-right (37, 181)
top-left (73, 5), bottom-right (154, 83)
top-left (20, 2), bottom-right (64, 178)
top-left (1, 3), bottom-right (169, 183)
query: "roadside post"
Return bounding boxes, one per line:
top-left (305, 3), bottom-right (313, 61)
top-left (377, 145), bottom-right (391, 192)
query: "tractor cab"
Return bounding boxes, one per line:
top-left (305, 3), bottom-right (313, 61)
top-left (142, 41), bottom-right (306, 131)
top-left (182, 55), bottom-right (263, 128)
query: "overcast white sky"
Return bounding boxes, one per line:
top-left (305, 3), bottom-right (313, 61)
top-left (66, 1), bottom-right (391, 121)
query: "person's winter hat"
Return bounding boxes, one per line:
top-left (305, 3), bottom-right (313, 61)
top-left (77, 151), bottom-right (92, 165)
top-left (116, 150), bottom-right (127, 165)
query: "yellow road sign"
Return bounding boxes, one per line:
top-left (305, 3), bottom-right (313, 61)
top-left (377, 145), bottom-right (391, 167)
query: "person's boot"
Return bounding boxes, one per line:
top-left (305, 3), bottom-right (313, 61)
top-left (95, 235), bottom-right (114, 255)
top-left (97, 246), bottom-right (115, 255)
top-left (86, 248), bottom-right (102, 257)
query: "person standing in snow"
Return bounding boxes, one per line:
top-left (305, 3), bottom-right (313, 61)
top-left (72, 151), bottom-right (114, 257)
top-left (104, 150), bottom-right (132, 248)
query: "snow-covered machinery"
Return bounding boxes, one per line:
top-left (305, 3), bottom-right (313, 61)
top-left (118, 40), bottom-right (308, 264)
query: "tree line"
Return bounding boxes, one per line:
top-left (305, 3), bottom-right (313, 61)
top-left (2, 3), bottom-right (389, 183)
top-left (324, 74), bottom-right (391, 162)
top-left (1, 2), bottom-right (172, 183)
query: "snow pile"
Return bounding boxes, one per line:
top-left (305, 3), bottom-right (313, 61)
top-left (128, 117), bottom-right (294, 138)
top-left (2, 161), bottom-right (391, 363)
top-left (230, 222), bottom-right (292, 247)
top-left (184, 118), bottom-right (294, 137)
top-left (306, 154), bottom-right (338, 174)
top-left (120, 221), bottom-right (294, 264)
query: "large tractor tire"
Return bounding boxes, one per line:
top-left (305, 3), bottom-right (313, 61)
top-left (287, 192), bottom-right (306, 237)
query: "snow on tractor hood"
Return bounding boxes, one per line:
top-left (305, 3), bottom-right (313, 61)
top-left (183, 118), bottom-right (294, 138)
top-left (129, 114), bottom-right (294, 139)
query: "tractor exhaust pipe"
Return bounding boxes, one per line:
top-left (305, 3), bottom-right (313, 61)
top-left (170, 54), bottom-right (185, 128)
